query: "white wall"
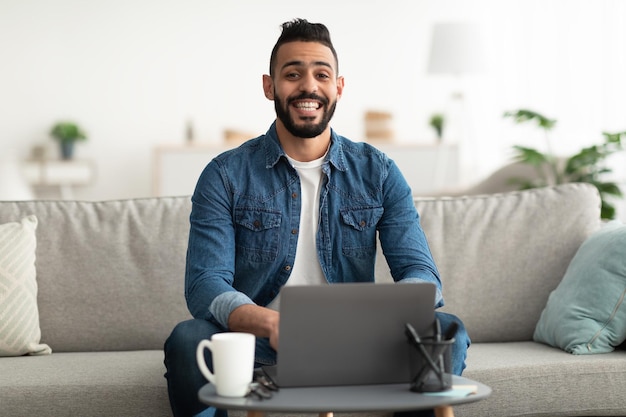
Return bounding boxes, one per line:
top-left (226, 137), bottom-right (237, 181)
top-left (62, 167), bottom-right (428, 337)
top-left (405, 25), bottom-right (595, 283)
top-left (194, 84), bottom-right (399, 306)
top-left (1, 0), bottom-right (625, 203)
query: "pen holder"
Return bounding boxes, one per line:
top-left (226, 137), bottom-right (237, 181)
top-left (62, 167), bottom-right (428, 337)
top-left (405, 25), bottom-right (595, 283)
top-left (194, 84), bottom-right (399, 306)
top-left (407, 336), bottom-right (454, 392)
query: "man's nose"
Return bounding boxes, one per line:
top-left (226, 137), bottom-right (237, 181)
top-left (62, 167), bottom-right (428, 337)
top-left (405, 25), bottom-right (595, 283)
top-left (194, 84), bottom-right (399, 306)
top-left (299, 73), bottom-right (318, 93)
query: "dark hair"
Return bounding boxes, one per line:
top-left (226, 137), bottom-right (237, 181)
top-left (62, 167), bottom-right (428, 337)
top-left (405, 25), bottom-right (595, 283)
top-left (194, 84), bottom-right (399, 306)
top-left (269, 18), bottom-right (339, 76)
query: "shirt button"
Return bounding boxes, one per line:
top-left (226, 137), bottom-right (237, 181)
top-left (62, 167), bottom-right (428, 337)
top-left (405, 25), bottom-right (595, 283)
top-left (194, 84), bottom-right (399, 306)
top-left (253, 220), bottom-right (261, 228)
top-left (360, 220), bottom-right (366, 227)
top-left (292, 192), bottom-right (298, 199)
top-left (291, 229), bottom-right (298, 235)
top-left (284, 265), bottom-right (292, 271)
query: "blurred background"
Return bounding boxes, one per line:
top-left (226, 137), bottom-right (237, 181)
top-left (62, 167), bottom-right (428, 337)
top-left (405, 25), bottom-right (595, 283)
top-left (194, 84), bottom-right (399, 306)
top-left (1, 0), bottom-right (624, 219)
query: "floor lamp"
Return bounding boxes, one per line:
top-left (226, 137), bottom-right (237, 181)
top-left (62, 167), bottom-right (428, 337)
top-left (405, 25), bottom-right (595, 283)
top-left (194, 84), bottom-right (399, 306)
top-left (427, 22), bottom-right (486, 188)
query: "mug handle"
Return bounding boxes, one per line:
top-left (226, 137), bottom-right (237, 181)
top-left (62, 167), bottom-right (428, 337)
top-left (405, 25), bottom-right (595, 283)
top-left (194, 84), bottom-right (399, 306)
top-left (196, 339), bottom-right (216, 384)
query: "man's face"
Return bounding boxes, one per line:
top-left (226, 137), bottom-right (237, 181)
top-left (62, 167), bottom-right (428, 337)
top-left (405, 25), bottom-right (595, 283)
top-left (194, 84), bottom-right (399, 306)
top-left (263, 41), bottom-right (344, 138)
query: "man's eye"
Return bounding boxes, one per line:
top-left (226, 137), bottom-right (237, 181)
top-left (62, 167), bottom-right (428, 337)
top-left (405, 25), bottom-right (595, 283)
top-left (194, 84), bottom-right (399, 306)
top-left (317, 73), bottom-right (330, 80)
top-left (286, 73), bottom-right (300, 79)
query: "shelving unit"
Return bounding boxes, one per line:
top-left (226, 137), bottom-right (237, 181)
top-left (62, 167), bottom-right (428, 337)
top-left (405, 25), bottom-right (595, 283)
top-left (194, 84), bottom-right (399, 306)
top-left (22, 159), bottom-right (95, 199)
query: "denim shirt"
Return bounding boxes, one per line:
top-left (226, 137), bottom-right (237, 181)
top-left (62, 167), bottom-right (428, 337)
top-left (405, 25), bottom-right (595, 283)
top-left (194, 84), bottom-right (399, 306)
top-left (185, 122), bottom-right (443, 329)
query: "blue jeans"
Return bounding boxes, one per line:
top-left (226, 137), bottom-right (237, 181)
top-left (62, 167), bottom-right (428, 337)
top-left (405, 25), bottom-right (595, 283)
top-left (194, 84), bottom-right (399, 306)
top-left (163, 312), bottom-right (469, 417)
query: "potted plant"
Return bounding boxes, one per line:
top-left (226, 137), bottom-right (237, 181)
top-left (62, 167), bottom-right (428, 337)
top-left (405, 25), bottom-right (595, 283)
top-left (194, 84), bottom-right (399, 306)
top-left (503, 109), bottom-right (625, 219)
top-left (50, 121), bottom-right (87, 160)
top-left (429, 113), bottom-right (445, 142)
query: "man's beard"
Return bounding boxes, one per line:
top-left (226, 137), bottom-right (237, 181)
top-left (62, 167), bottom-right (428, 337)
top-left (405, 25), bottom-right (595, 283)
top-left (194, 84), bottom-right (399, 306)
top-left (274, 92), bottom-right (337, 138)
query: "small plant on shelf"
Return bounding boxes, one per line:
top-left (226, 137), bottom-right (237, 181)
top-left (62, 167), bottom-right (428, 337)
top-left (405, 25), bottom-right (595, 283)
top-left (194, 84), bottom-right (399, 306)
top-left (49, 121), bottom-right (88, 160)
top-left (429, 113), bottom-right (445, 142)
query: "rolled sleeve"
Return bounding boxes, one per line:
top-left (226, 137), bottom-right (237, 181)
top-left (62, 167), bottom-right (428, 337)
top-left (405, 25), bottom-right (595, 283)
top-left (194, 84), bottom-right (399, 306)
top-left (209, 291), bottom-right (256, 329)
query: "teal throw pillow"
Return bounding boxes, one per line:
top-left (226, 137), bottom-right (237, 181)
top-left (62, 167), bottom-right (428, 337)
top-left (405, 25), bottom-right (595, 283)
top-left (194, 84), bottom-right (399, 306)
top-left (533, 221), bottom-right (626, 354)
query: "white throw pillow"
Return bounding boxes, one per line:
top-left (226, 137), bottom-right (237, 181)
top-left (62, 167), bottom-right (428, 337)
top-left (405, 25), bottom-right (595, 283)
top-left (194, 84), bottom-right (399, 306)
top-left (0, 215), bottom-right (51, 356)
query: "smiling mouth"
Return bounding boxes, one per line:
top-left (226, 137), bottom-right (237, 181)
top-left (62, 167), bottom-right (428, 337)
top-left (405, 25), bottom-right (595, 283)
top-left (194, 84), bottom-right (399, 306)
top-left (293, 101), bottom-right (321, 112)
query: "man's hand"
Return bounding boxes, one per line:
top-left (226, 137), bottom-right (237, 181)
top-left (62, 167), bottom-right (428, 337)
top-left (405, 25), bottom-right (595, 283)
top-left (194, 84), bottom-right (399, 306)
top-left (228, 304), bottom-right (280, 351)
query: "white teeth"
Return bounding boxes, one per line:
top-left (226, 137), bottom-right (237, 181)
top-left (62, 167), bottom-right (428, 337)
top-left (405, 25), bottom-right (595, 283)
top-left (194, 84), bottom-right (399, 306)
top-left (295, 102), bottom-right (319, 110)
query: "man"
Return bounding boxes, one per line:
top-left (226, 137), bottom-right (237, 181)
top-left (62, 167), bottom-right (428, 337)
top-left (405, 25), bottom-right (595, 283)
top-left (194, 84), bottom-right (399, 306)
top-left (164, 18), bottom-right (469, 417)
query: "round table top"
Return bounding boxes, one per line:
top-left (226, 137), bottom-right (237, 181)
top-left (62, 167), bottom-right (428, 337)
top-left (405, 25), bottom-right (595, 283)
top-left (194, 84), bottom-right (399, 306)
top-left (198, 375), bottom-right (491, 413)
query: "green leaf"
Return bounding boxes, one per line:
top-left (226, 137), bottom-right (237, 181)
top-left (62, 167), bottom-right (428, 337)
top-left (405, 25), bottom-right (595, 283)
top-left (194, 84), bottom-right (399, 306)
top-left (596, 182), bottom-right (623, 197)
top-left (601, 201), bottom-right (616, 220)
top-left (50, 121), bottom-right (87, 142)
top-left (565, 148), bottom-right (603, 174)
top-left (602, 131), bottom-right (626, 146)
top-left (512, 145), bottom-right (550, 166)
top-left (503, 109), bottom-right (557, 130)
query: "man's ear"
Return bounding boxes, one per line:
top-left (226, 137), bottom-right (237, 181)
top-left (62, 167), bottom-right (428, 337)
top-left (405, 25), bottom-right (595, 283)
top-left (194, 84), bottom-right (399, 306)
top-left (262, 74), bottom-right (274, 100)
top-left (336, 75), bottom-right (345, 101)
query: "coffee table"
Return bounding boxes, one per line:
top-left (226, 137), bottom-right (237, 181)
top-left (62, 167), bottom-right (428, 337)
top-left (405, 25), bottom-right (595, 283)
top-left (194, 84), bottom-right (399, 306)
top-left (198, 375), bottom-right (490, 417)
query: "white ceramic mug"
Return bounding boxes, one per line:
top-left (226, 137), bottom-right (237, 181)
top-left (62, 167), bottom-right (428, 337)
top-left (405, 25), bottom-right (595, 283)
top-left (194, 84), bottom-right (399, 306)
top-left (196, 332), bottom-right (256, 397)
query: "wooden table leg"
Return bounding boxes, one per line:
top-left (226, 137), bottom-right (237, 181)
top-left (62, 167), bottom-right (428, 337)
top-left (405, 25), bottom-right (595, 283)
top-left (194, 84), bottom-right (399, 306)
top-left (434, 405), bottom-right (454, 417)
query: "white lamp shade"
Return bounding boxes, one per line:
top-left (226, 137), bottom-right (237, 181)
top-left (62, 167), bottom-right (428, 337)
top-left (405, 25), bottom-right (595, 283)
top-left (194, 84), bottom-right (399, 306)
top-left (427, 22), bottom-right (487, 75)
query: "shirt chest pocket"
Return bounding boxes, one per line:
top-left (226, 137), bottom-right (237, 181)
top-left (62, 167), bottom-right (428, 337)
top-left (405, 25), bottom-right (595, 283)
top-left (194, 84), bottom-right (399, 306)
top-left (340, 206), bottom-right (383, 258)
top-left (234, 208), bottom-right (282, 263)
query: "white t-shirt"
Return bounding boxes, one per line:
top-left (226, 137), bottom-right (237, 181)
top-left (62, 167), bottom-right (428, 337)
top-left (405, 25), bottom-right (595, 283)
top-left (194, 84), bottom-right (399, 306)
top-left (267, 154), bottom-right (327, 311)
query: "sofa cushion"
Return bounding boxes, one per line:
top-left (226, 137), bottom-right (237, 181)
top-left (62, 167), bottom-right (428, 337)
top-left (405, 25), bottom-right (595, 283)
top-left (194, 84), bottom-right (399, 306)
top-left (420, 183), bottom-right (602, 342)
top-left (533, 220), bottom-right (626, 354)
top-left (0, 216), bottom-right (51, 356)
top-left (0, 198), bottom-right (193, 352)
top-left (460, 342), bottom-right (626, 417)
top-left (376, 183), bottom-right (602, 342)
top-left (0, 351), bottom-right (171, 417)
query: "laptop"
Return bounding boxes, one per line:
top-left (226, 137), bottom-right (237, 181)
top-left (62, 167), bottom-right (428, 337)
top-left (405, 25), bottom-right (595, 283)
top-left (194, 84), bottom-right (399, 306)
top-left (262, 282), bottom-right (436, 388)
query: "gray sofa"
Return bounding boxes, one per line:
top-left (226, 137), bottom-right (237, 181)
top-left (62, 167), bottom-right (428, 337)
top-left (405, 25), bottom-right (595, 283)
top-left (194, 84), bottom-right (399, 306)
top-left (1, 183), bottom-right (625, 416)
